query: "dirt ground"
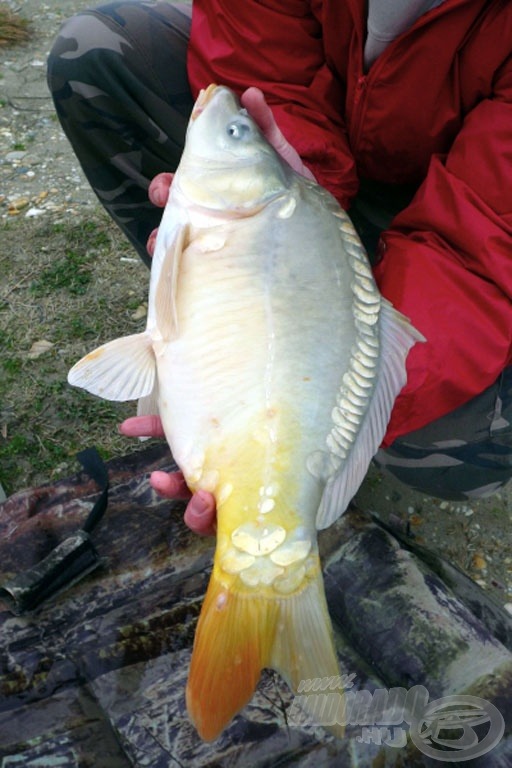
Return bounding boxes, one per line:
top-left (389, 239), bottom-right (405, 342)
top-left (1, 0), bottom-right (511, 611)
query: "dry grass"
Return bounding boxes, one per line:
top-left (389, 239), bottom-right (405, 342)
top-left (0, 6), bottom-right (31, 48)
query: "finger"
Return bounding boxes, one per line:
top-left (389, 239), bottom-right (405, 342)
top-left (184, 490), bottom-right (217, 536)
top-left (118, 415), bottom-right (165, 438)
top-left (241, 87), bottom-right (292, 158)
top-left (146, 227), bottom-right (158, 257)
top-left (150, 469), bottom-right (192, 499)
top-left (148, 172), bottom-right (174, 207)
top-left (150, 473), bottom-right (216, 535)
top-left (240, 86), bottom-right (276, 133)
top-left (241, 88), bottom-right (316, 180)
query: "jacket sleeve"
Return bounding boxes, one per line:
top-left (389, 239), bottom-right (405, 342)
top-left (187, 0), bottom-right (358, 208)
top-left (376, 62), bottom-right (512, 445)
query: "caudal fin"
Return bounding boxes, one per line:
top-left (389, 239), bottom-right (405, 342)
top-left (186, 559), bottom-right (343, 741)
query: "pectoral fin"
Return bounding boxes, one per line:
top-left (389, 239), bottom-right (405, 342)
top-left (68, 332), bottom-right (155, 401)
top-left (137, 377), bottom-right (159, 417)
top-left (155, 225), bottom-right (189, 340)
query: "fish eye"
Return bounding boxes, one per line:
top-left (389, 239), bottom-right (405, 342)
top-left (226, 120), bottom-right (252, 140)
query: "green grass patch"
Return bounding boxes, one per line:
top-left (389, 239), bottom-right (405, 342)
top-left (30, 249), bottom-right (93, 296)
top-left (0, 210), bottom-right (151, 495)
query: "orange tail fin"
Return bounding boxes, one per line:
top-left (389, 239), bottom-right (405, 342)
top-left (186, 559), bottom-right (342, 741)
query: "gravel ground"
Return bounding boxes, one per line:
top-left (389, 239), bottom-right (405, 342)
top-left (1, 0), bottom-right (98, 219)
top-left (1, 0), bottom-right (512, 611)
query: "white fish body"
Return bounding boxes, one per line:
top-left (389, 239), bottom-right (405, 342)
top-left (68, 85), bottom-right (424, 740)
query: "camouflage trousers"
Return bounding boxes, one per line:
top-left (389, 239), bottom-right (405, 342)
top-left (47, 1), bottom-right (193, 267)
top-left (47, 1), bottom-right (512, 501)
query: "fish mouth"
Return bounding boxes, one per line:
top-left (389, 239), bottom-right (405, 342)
top-left (191, 83), bottom-right (219, 121)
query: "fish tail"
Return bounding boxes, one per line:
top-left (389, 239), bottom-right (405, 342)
top-left (186, 555), bottom-right (343, 740)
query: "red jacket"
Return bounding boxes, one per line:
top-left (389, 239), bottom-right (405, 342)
top-left (188, 0), bottom-right (512, 445)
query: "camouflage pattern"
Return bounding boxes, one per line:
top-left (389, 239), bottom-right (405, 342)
top-left (377, 367), bottom-right (512, 500)
top-left (1, 447), bottom-right (511, 766)
top-left (46, 2), bottom-right (512, 501)
top-left (47, 1), bottom-right (193, 267)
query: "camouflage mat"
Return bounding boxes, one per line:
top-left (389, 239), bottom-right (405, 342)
top-left (0, 445), bottom-right (511, 767)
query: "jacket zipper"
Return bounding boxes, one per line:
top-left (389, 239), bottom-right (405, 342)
top-left (349, 0), bottom-right (473, 156)
top-left (354, 75), bottom-right (367, 106)
top-left (350, 74), bottom-right (369, 156)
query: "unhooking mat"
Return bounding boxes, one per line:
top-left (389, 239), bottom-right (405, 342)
top-left (0, 444), bottom-right (511, 767)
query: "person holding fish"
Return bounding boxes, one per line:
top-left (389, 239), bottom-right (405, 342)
top-left (48, 0), bottom-right (512, 539)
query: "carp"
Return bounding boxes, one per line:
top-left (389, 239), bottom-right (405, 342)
top-left (68, 84), bottom-right (423, 740)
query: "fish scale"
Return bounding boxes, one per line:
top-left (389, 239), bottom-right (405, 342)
top-left (68, 84), bottom-right (424, 741)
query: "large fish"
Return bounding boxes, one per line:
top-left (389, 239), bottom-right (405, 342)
top-left (68, 84), bottom-right (423, 741)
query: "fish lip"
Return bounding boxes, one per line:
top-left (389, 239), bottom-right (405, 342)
top-left (191, 83), bottom-right (219, 121)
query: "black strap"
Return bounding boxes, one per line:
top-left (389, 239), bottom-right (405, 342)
top-left (0, 448), bottom-right (109, 613)
top-left (78, 448), bottom-right (110, 534)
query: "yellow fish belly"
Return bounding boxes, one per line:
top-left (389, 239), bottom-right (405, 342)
top-left (185, 428), bottom-right (342, 741)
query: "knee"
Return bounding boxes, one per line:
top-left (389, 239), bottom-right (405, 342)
top-left (47, 7), bottom-right (127, 96)
top-left (48, 12), bottom-right (91, 97)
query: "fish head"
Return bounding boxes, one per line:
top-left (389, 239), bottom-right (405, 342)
top-left (175, 84), bottom-right (292, 213)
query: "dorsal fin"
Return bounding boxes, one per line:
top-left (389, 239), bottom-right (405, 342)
top-left (315, 300), bottom-right (425, 529)
top-left (307, 209), bottom-right (424, 529)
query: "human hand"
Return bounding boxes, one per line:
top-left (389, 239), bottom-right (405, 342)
top-left (119, 415), bottom-right (217, 536)
top-left (146, 172), bottom-right (174, 257)
top-left (241, 87), bottom-right (316, 180)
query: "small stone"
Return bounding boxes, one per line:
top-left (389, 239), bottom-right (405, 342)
top-left (471, 554), bottom-right (486, 571)
top-left (28, 340), bottom-right (54, 359)
top-left (5, 150), bottom-right (26, 163)
top-left (8, 196), bottom-right (30, 212)
top-left (131, 303), bottom-right (148, 320)
top-left (439, 501), bottom-right (449, 510)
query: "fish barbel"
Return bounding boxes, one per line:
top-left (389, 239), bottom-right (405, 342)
top-left (68, 84), bottom-right (424, 740)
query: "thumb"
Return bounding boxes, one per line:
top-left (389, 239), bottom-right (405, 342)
top-left (241, 87), bottom-right (315, 180)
